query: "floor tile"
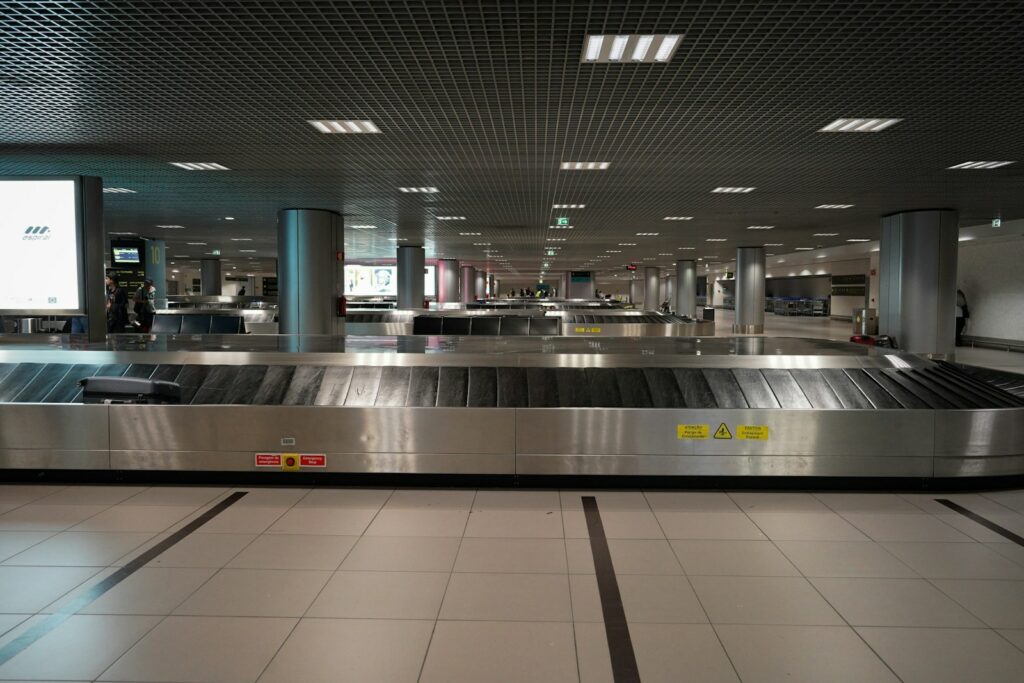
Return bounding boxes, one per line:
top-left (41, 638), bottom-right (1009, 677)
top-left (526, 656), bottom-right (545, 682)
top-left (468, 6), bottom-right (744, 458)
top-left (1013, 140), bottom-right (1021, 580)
top-left (746, 512), bottom-right (869, 541)
top-left (364, 509), bottom-right (469, 537)
top-left (560, 490), bottom-right (651, 511)
top-left (998, 628), bottom-right (1024, 652)
top-left (987, 541), bottom-right (1024, 567)
top-left (35, 486), bottom-right (146, 506)
top-left (266, 507), bottom-right (379, 536)
top-left (935, 513), bottom-right (1013, 542)
top-left (226, 534), bottom-right (357, 570)
top-left (671, 540), bottom-right (799, 576)
top-left (69, 505), bottom-right (197, 533)
top-left (306, 571), bottom-right (449, 619)
top-left (121, 486), bottom-right (229, 507)
top-left (464, 509), bottom-right (563, 537)
top-left (690, 575), bottom-right (843, 625)
top-left (0, 566), bottom-right (100, 612)
top-left (384, 489), bottom-right (475, 510)
top-left (570, 573), bottom-right (707, 623)
top-left (899, 492), bottom-right (1014, 516)
top-left (0, 614), bottom-right (27, 637)
top-left (0, 485), bottom-right (66, 505)
top-left (439, 572), bottom-right (571, 621)
top-left (51, 567), bottom-right (216, 615)
top-left (982, 489), bottom-right (1024, 513)
top-left (728, 492), bottom-right (831, 513)
top-left (0, 532), bottom-right (53, 562)
top-left (931, 579), bottom-right (1024, 628)
top-left (145, 532), bottom-right (257, 568)
top-left (644, 491), bottom-right (741, 512)
top-left (882, 542), bottom-right (1024, 579)
top-left (259, 618), bottom-right (433, 683)
top-left (716, 624), bottom-right (899, 683)
top-left (3, 532), bottom-right (153, 566)
top-left (419, 620), bottom-right (578, 683)
top-left (563, 509), bottom-right (665, 539)
top-left (654, 511), bottom-right (766, 540)
top-left (566, 538), bottom-right (683, 575)
top-left (811, 577), bottom-right (984, 626)
top-left (575, 621), bottom-right (740, 683)
top-left (813, 492), bottom-right (923, 514)
top-left (0, 614), bottom-right (160, 681)
top-left (174, 568), bottom-right (331, 617)
top-left (858, 626), bottom-right (1024, 683)
top-left (339, 536), bottom-right (460, 572)
top-left (776, 540), bottom-right (917, 577)
top-left (455, 537), bottom-right (567, 573)
top-left (229, 487), bottom-right (310, 507)
top-left (840, 513), bottom-right (974, 542)
top-left (0, 505), bottom-right (109, 532)
top-left (193, 505), bottom-right (290, 534)
top-left (472, 489), bottom-right (561, 510)
top-left (97, 615), bottom-right (296, 682)
top-left (293, 487), bottom-right (392, 508)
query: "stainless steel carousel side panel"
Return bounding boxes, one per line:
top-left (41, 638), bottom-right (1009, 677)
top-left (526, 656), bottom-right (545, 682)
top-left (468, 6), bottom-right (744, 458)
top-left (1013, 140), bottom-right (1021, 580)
top-left (0, 404), bottom-right (110, 469)
top-left (514, 409), bottom-right (935, 477)
top-left (932, 408), bottom-right (1024, 477)
top-left (108, 406), bottom-right (515, 474)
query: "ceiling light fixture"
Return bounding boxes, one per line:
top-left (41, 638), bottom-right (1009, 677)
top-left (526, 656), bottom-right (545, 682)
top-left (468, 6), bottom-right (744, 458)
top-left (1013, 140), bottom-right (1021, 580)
top-left (224, 216), bottom-right (235, 220)
top-left (459, 232), bottom-right (481, 236)
top-left (582, 34), bottom-right (682, 63)
top-left (230, 238), bottom-right (253, 241)
top-left (705, 238), bottom-right (727, 242)
top-left (819, 118), bottom-right (902, 133)
top-left (947, 161), bottom-right (1015, 169)
top-left (102, 187), bottom-right (136, 194)
top-left (712, 187), bottom-right (755, 193)
top-left (169, 162), bottom-right (229, 170)
top-left (308, 120), bottom-right (380, 134)
top-left (547, 238), bottom-right (566, 242)
top-left (636, 232), bottom-right (660, 236)
top-left (846, 238), bottom-right (871, 242)
top-left (397, 187), bottom-right (439, 193)
top-left (552, 204), bottom-right (585, 209)
top-left (663, 216), bottom-right (694, 221)
top-left (746, 225), bottom-right (774, 230)
top-left (108, 231), bottom-right (136, 235)
top-left (763, 243), bottom-right (784, 247)
top-left (678, 247), bottom-right (696, 250)
top-left (795, 247), bottom-right (815, 251)
top-left (435, 216), bottom-right (465, 220)
top-left (186, 242), bottom-right (207, 246)
top-left (618, 242), bottom-right (637, 246)
top-left (350, 225), bottom-right (378, 229)
top-left (606, 250), bottom-right (622, 253)
top-left (156, 224), bottom-right (185, 229)
top-left (812, 233), bottom-right (839, 237)
top-left (548, 225), bottom-right (574, 230)
top-left (560, 161), bottom-right (610, 170)
top-left (816, 204), bottom-right (854, 209)
top-left (239, 249), bottom-right (257, 253)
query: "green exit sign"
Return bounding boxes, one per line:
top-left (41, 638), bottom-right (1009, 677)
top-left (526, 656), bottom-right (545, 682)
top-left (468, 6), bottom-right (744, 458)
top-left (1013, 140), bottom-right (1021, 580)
top-left (556, 217), bottom-right (569, 225)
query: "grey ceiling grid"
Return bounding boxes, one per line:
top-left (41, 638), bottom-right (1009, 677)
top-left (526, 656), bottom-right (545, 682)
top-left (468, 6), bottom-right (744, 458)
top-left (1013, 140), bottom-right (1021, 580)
top-left (1, 0), bottom-right (1023, 277)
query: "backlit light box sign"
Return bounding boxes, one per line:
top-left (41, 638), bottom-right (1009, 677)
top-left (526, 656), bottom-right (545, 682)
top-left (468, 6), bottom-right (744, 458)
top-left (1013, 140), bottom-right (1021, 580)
top-left (0, 178), bottom-right (84, 313)
top-left (344, 265), bottom-right (436, 297)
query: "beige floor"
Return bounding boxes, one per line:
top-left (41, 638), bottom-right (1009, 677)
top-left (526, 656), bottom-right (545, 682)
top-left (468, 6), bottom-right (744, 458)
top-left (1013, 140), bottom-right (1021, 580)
top-left (0, 484), bottom-right (1023, 681)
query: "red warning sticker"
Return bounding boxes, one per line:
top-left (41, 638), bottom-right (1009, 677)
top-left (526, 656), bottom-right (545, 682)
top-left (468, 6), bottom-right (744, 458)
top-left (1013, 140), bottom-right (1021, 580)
top-left (300, 454), bottom-right (327, 468)
top-left (255, 453), bottom-right (282, 467)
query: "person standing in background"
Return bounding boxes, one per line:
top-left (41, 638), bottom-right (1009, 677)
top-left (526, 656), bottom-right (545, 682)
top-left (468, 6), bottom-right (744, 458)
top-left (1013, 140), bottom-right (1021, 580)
top-left (107, 276), bottom-right (129, 333)
top-left (955, 289), bottom-right (969, 346)
top-left (133, 278), bottom-right (156, 332)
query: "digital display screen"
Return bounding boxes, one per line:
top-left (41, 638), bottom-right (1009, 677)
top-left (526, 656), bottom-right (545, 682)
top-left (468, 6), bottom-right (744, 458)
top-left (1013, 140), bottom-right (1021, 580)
top-left (112, 246), bottom-right (141, 264)
top-left (344, 265), bottom-right (436, 297)
top-left (0, 178), bottom-right (83, 313)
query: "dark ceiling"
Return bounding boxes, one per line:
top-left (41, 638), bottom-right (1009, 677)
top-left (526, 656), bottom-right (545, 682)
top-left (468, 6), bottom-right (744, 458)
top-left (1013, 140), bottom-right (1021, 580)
top-left (1, 0), bottom-right (1023, 278)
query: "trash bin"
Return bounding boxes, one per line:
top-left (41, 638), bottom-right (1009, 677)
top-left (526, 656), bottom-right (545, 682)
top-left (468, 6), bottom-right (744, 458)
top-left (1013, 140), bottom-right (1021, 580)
top-left (853, 308), bottom-right (878, 335)
top-left (702, 307), bottom-right (715, 321)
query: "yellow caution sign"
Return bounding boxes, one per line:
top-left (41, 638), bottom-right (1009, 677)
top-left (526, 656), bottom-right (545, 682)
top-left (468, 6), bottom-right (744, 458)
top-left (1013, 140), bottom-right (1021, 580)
top-left (281, 453), bottom-right (301, 472)
top-left (677, 424), bottom-right (710, 440)
top-left (713, 423), bottom-right (733, 440)
top-left (737, 425), bottom-right (769, 440)
top-left (574, 326), bottom-right (602, 333)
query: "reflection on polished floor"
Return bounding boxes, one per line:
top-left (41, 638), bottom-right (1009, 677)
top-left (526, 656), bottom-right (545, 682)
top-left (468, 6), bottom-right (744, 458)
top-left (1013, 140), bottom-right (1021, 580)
top-left (0, 484), bottom-right (1023, 682)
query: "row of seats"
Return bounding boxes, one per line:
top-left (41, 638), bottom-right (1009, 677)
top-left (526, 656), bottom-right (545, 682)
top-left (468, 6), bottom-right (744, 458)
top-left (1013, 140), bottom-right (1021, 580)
top-left (346, 312), bottom-right (402, 323)
top-left (151, 314), bottom-right (245, 335)
top-left (412, 315), bottom-right (561, 336)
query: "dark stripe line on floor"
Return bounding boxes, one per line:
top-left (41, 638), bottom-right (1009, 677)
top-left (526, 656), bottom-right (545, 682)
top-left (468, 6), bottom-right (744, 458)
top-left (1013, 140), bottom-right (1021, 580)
top-left (935, 498), bottom-right (1024, 546)
top-left (581, 496), bottom-right (640, 683)
top-left (0, 491), bottom-right (248, 666)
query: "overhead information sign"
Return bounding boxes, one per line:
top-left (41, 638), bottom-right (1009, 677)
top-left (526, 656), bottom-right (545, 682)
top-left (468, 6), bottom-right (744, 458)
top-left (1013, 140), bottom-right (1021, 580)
top-left (0, 178), bottom-right (83, 314)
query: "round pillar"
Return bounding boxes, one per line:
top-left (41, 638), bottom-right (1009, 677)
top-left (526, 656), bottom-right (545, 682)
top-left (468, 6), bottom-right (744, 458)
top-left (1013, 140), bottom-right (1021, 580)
top-left (676, 260), bottom-right (697, 318)
top-left (436, 259), bottom-right (460, 306)
top-left (734, 246), bottom-right (766, 334)
top-left (200, 259), bottom-right (222, 296)
top-left (629, 278), bottom-right (643, 305)
top-left (474, 269), bottom-right (486, 299)
top-left (460, 265), bottom-right (475, 303)
top-left (644, 267), bottom-right (660, 310)
top-left (277, 208), bottom-right (343, 335)
top-left (397, 245), bottom-right (425, 309)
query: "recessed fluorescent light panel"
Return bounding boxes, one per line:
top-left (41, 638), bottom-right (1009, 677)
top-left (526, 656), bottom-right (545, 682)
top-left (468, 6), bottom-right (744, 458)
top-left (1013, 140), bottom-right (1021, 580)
top-left (636, 232), bottom-right (659, 236)
top-left (350, 225), bottom-right (378, 229)
top-left (712, 187), bottom-right (755, 193)
top-left (582, 34), bottom-right (682, 63)
top-left (308, 120), bottom-right (380, 134)
top-left (239, 249), bottom-right (257, 253)
top-left (548, 225), bottom-right (574, 230)
top-left (846, 238), bottom-right (871, 242)
top-left (560, 161), bottom-right (610, 170)
top-left (746, 225), bottom-right (774, 230)
top-left (459, 232), bottom-right (481, 236)
top-left (169, 162), bottom-right (229, 170)
top-left (552, 204), bottom-right (585, 209)
top-left (663, 216), bottom-right (694, 221)
top-left (819, 118), bottom-right (901, 132)
top-left (816, 204), bottom-right (854, 209)
top-left (547, 238), bottom-right (566, 242)
top-left (186, 242), bottom-right (207, 246)
top-left (678, 247), bottom-right (696, 250)
top-left (763, 243), bottom-right (784, 247)
top-left (434, 216), bottom-right (465, 220)
top-left (795, 247), bottom-right (815, 251)
top-left (947, 161), bottom-right (1015, 169)
top-left (108, 231), bottom-right (136, 235)
top-left (156, 224), bottom-right (185, 229)
top-left (618, 243), bottom-right (637, 246)
top-left (705, 238), bottom-right (728, 242)
top-left (102, 187), bottom-right (136, 194)
top-left (397, 187), bottom-right (439, 193)
top-left (812, 233), bottom-right (839, 237)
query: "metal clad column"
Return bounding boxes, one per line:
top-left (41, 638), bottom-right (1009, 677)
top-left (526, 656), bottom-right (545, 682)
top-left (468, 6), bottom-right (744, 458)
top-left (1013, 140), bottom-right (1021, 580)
top-left (734, 246), bottom-right (766, 334)
top-left (474, 269), bottom-right (486, 299)
top-left (80, 176), bottom-right (107, 343)
top-left (629, 279), bottom-right (642, 305)
top-left (200, 259), bottom-right (222, 296)
top-left (277, 208), bottom-right (343, 335)
top-left (664, 276), bottom-right (676, 311)
top-left (460, 265), bottom-right (475, 302)
top-left (397, 245), bottom-right (426, 309)
top-left (436, 259), bottom-right (459, 306)
top-left (488, 273), bottom-right (496, 299)
top-left (879, 209), bottom-right (959, 355)
top-left (644, 267), bottom-right (660, 309)
top-left (676, 260), bottom-right (697, 318)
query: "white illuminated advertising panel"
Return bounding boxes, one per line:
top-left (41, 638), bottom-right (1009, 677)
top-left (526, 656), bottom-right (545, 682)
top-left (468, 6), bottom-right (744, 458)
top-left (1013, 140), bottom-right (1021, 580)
top-left (344, 265), bottom-right (436, 297)
top-left (0, 179), bottom-right (83, 313)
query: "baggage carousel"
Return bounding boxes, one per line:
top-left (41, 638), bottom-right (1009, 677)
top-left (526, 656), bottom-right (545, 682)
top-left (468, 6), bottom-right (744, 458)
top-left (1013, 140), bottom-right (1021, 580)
top-left (0, 335), bottom-right (1021, 480)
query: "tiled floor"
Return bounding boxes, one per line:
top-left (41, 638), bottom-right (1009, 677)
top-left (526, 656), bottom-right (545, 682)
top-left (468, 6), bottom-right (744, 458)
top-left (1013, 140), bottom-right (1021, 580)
top-left (0, 484), bottom-right (1023, 681)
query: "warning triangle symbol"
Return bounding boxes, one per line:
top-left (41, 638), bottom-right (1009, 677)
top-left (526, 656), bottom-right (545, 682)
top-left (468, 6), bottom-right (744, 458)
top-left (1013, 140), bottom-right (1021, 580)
top-left (714, 423), bottom-right (733, 440)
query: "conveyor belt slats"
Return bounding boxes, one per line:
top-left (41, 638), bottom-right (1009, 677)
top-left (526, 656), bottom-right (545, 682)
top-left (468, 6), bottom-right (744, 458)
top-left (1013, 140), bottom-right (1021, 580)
top-left (43, 364), bottom-right (101, 404)
top-left (916, 368), bottom-right (993, 409)
top-left (344, 366), bottom-right (382, 406)
top-left (123, 364), bottom-right (158, 379)
top-left (643, 368), bottom-right (685, 408)
top-left (895, 370), bottom-right (972, 409)
top-left (14, 364), bottom-right (71, 403)
top-left (527, 368), bottom-right (559, 408)
top-left (0, 363), bottom-right (45, 402)
top-left (820, 369), bottom-right (875, 409)
top-left (732, 369), bottom-right (780, 409)
top-left (930, 365), bottom-right (1020, 408)
top-left (190, 366), bottom-right (239, 404)
top-left (843, 369), bottom-right (903, 409)
top-left (314, 367), bottom-right (353, 406)
top-left (616, 368), bottom-right (653, 408)
top-left (376, 367), bottom-right (411, 406)
top-left (497, 367), bottom-right (528, 407)
top-left (673, 369), bottom-right (717, 408)
top-left (790, 369), bottom-right (843, 409)
top-left (703, 369), bottom-right (748, 408)
top-left (880, 369), bottom-right (954, 409)
top-left (467, 367), bottom-right (497, 407)
top-left (407, 367), bottom-right (440, 407)
top-left (0, 364), bottom-right (15, 386)
top-left (761, 369), bottom-right (812, 409)
top-left (252, 366), bottom-right (295, 405)
top-left (555, 368), bottom-right (591, 407)
top-left (283, 366), bottom-right (325, 405)
top-left (224, 366), bottom-right (269, 405)
top-left (151, 365), bottom-right (183, 382)
top-left (175, 365), bottom-right (212, 405)
top-left (436, 367), bottom-right (469, 407)
top-left (586, 368), bottom-right (622, 407)
top-left (862, 369), bottom-right (929, 409)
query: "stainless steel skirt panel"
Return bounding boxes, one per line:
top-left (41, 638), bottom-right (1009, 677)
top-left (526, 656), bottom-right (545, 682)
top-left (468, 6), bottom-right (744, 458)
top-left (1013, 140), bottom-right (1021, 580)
top-left (516, 454), bottom-right (933, 477)
top-left (0, 404), bottom-right (109, 469)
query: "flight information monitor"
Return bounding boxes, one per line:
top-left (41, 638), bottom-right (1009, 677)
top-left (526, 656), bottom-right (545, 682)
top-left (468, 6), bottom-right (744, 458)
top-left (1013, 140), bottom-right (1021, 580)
top-left (0, 178), bottom-right (84, 314)
top-left (112, 246), bottom-right (141, 264)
